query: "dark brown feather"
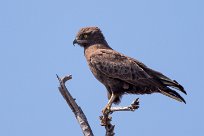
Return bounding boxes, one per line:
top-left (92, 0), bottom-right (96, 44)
top-left (74, 27), bottom-right (187, 104)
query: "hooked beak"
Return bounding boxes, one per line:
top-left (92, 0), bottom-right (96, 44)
top-left (73, 39), bottom-right (88, 46)
top-left (73, 39), bottom-right (77, 46)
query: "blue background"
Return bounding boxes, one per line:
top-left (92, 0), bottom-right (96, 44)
top-left (0, 0), bottom-right (203, 136)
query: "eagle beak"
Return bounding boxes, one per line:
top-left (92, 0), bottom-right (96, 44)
top-left (73, 39), bottom-right (77, 46)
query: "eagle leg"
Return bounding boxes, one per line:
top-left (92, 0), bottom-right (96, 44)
top-left (102, 93), bottom-right (117, 115)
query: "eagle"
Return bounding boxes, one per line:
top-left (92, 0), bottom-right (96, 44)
top-left (73, 27), bottom-right (187, 114)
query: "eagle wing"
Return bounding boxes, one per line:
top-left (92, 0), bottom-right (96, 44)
top-left (90, 49), bottom-right (186, 103)
top-left (90, 49), bottom-right (155, 86)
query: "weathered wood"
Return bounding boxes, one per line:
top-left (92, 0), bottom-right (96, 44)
top-left (57, 74), bottom-right (140, 136)
top-left (57, 75), bottom-right (94, 136)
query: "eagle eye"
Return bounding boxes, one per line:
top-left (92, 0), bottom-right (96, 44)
top-left (83, 34), bottom-right (88, 39)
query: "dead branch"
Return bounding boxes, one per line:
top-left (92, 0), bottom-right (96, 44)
top-left (99, 114), bottom-right (115, 136)
top-left (100, 98), bottom-right (140, 136)
top-left (57, 74), bottom-right (139, 136)
top-left (56, 74), bottom-right (94, 136)
top-left (110, 98), bottom-right (139, 112)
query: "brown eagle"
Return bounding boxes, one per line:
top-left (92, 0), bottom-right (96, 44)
top-left (73, 27), bottom-right (186, 113)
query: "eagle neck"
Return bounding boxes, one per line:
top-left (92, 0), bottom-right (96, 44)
top-left (84, 43), bottom-right (112, 60)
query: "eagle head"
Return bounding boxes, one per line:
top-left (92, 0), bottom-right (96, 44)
top-left (73, 27), bottom-right (106, 47)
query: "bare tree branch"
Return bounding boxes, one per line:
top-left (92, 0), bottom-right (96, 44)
top-left (56, 74), bottom-right (140, 136)
top-left (110, 98), bottom-right (139, 112)
top-left (56, 74), bottom-right (94, 136)
top-left (99, 114), bottom-right (115, 136)
top-left (100, 98), bottom-right (140, 136)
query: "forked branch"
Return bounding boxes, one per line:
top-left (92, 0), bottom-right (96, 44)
top-left (100, 98), bottom-right (139, 136)
top-left (56, 74), bottom-right (139, 136)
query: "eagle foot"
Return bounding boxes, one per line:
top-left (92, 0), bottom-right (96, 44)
top-left (102, 106), bottom-right (111, 115)
top-left (99, 115), bottom-right (112, 126)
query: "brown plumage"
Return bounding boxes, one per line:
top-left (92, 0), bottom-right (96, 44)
top-left (73, 27), bottom-right (187, 111)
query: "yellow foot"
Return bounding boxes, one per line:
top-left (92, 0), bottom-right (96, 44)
top-left (102, 106), bottom-right (111, 115)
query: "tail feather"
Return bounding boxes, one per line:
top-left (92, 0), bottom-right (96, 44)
top-left (160, 88), bottom-right (186, 104)
top-left (133, 63), bottom-right (187, 103)
top-left (144, 67), bottom-right (187, 95)
top-left (156, 74), bottom-right (187, 104)
top-left (161, 79), bottom-right (187, 95)
top-left (151, 70), bottom-right (187, 95)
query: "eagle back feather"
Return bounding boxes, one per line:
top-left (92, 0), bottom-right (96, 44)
top-left (90, 49), bottom-right (156, 86)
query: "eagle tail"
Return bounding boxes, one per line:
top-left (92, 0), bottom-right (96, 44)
top-left (160, 88), bottom-right (186, 104)
top-left (145, 67), bottom-right (187, 95)
top-left (160, 78), bottom-right (187, 95)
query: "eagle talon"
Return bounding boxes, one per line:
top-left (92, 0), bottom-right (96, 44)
top-left (102, 106), bottom-right (111, 115)
top-left (100, 115), bottom-right (112, 126)
top-left (99, 116), bottom-right (106, 126)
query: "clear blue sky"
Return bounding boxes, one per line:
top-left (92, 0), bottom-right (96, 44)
top-left (0, 0), bottom-right (203, 136)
